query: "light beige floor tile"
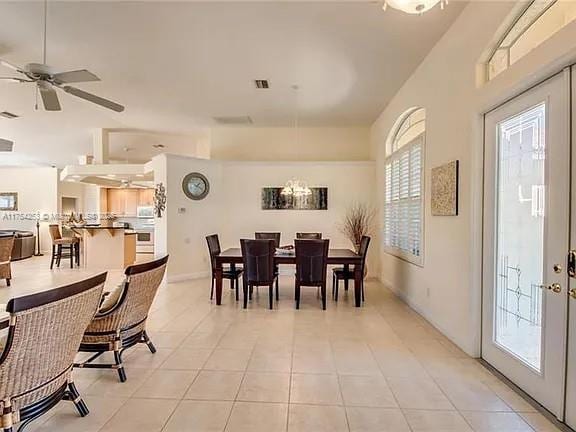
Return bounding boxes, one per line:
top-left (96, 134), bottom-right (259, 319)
top-left (237, 372), bottom-right (290, 402)
top-left (160, 348), bottom-right (213, 370)
top-left (85, 367), bottom-right (155, 397)
top-left (181, 332), bottom-right (224, 349)
top-left (346, 407), bottom-right (410, 432)
top-left (99, 398), bottom-right (178, 432)
top-left (339, 375), bottom-right (397, 408)
top-left (163, 400), bottom-right (233, 432)
top-left (225, 402), bottom-right (288, 432)
top-left (146, 331), bottom-right (189, 348)
top-left (386, 377), bottom-right (453, 410)
top-left (288, 404), bottom-right (348, 432)
top-left (485, 380), bottom-right (536, 413)
top-left (460, 411), bottom-right (534, 432)
top-left (184, 370), bottom-right (244, 400)
top-left (290, 373), bottom-right (343, 405)
top-left (204, 349), bottom-right (252, 371)
top-left (371, 347), bottom-right (429, 378)
top-left (519, 412), bottom-right (563, 432)
top-left (133, 369), bottom-right (198, 399)
top-left (32, 396), bottom-right (127, 432)
top-left (436, 377), bottom-right (511, 412)
top-left (404, 409), bottom-right (473, 432)
top-left (248, 350), bottom-right (292, 372)
top-left (292, 349), bottom-right (336, 374)
top-left (123, 347), bottom-right (174, 369)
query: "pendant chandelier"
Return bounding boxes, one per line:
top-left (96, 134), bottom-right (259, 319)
top-left (382, 0), bottom-right (447, 15)
top-left (281, 179), bottom-right (312, 197)
top-left (280, 85), bottom-right (312, 198)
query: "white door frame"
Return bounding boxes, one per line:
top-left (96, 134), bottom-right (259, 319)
top-left (481, 69), bottom-right (571, 418)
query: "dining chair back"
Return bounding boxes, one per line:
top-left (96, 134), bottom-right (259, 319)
top-left (294, 239), bottom-right (329, 309)
top-left (206, 234), bottom-right (221, 271)
top-left (255, 232), bottom-right (281, 248)
top-left (0, 273), bottom-right (106, 432)
top-left (296, 232), bottom-right (322, 239)
top-left (0, 235), bottom-right (14, 286)
top-left (240, 239), bottom-right (277, 309)
top-left (76, 256), bottom-right (169, 382)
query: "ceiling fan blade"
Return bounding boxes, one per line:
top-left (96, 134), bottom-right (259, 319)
top-left (52, 69), bottom-right (100, 84)
top-left (63, 86), bottom-right (125, 112)
top-left (0, 77), bottom-right (28, 83)
top-left (38, 82), bottom-right (62, 111)
top-left (0, 58), bottom-right (24, 73)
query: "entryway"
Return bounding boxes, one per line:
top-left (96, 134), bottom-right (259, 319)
top-left (482, 67), bottom-right (576, 429)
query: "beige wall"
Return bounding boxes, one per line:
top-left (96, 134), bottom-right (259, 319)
top-left (153, 154), bottom-right (377, 282)
top-left (371, 1), bottom-right (576, 356)
top-left (210, 127), bottom-right (371, 161)
top-left (0, 167), bottom-right (59, 251)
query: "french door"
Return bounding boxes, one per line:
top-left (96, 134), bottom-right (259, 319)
top-left (566, 67), bottom-right (576, 430)
top-left (482, 70), bottom-right (570, 418)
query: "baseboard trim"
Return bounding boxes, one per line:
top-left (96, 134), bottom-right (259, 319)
top-left (379, 276), bottom-right (477, 357)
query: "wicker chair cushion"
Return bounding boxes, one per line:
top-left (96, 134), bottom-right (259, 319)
top-left (99, 282), bottom-right (125, 313)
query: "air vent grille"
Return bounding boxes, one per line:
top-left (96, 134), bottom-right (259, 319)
top-left (0, 111), bottom-right (18, 119)
top-left (213, 116), bottom-right (253, 125)
top-left (254, 80), bottom-right (269, 89)
top-left (0, 139), bottom-right (14, 152)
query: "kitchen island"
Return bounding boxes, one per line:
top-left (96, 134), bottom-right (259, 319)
top-left (72, 226), bottom-right (136, 270)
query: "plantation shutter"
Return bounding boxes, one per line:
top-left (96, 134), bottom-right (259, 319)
top-left (384, 133), bottom-right (423, 261)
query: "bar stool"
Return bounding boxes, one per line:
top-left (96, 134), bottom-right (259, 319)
top-left (49, 224), bottom-right (79, 269)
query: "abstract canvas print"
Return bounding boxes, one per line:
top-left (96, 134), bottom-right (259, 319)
top-left (262, 187), bottom-right (328, 210)
top-left (431, 160), bottom-right (459, 216)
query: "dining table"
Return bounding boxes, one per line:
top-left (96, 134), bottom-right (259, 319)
top-left (214, 247), bottom-right (364, 307)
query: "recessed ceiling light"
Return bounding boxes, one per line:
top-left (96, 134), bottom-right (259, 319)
top-left (152, 144), bottom-right (165, 149)
top-left (0, 111), bottom-right (19, 119)
top-left (107, 174), bottom-right (116, 178)
top-left (136, 174), bottom-right (145, 178)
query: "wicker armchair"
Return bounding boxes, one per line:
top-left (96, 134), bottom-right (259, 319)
top-left (74, 255), bottom-right (168, 382)
top-left (0, 236), bottom-right (14, 286)
top-left (0, 272), bottom-right (106, 432)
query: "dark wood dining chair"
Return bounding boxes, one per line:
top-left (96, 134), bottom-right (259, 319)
top-left (241, 239), bottom-right (278, 309)
top-left (296, 232), bottom-right (322, 239)
top-left (206, 234), bottom-right (243, 301)
top-left (255, 232), bottom-right (281, 248)
top-left (255, 232), bottom-right (281, 295)
top-left (332, 236), bottom-right (370, 302)
top-left (295, 239), bottom-right (329, 310)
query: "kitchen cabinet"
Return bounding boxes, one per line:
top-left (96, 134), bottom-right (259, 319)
top-left (138, 189), bottom-right (154, 207)
top-left (105, 188), bottom-right (152, 216)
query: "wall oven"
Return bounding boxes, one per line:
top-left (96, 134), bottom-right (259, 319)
top-left (136, 229), bottom-right (154, 254)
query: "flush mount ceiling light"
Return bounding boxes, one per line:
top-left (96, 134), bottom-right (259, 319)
top-left (383, 0), bottom-right (447, 14)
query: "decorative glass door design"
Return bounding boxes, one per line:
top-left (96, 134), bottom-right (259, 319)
top-left (483, 71), bottom-right (570, 418)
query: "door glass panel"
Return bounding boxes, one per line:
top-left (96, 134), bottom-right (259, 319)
top-left (495, 103), bottom-right (546, 371)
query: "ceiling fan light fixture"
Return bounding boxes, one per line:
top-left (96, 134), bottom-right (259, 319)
top-left (383, 0), bottom-right (445, 14)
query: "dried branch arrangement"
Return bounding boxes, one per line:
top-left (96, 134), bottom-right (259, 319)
top-left (339, 203), bottom-right (375, 252)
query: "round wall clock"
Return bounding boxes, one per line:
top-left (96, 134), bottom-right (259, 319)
top-left (182, 172), bottom-right (210, 200)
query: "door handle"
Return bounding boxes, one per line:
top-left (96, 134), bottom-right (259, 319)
top-left (539, 283), bottom-right (562, 293)
top-left (568, 250), bottom-right (576, 278)
top-left (570, 288), bottom-right (576, 300)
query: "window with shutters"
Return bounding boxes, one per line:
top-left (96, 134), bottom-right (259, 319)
top-left (384, 108), bottom-right (425, 266)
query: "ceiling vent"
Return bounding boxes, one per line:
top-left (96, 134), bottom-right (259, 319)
top-left (254, 80), bottom-right (269, 89)
top-left (213, 116), bottom-right (253, 125)
top-left (0, 111), bottom-right (18, 119)
top-left (0, 139), bottom-right (14, 152)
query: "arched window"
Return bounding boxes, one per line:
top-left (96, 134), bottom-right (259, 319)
top-left (487, 0), bottom-right (576, 80)
top-left (384, 107), bottom-right (425, 265)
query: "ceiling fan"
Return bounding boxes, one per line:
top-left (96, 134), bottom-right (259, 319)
top-left (0, 1), bottom-right (124, 113)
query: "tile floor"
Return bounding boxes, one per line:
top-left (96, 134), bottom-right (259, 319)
top-left (1, 256), bottom-right (565, 432)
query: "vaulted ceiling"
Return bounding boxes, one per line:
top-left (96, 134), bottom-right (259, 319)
top-left (0, 1), bottom-right (465, 167)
